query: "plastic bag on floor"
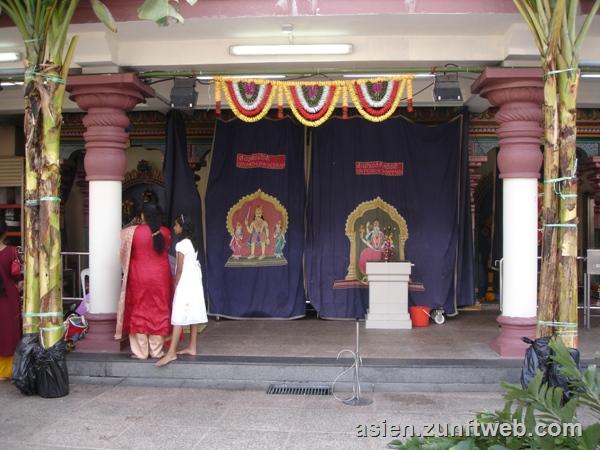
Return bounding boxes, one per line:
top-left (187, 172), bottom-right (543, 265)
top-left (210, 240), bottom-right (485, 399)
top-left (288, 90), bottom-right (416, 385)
top-left (521, 336), bottom-right (552, 389)
top-left (11, 334), bottom-right (40, 396)
top-left (521, 336), bottom-right (581, 403)
top-left (34, 340), bottom-right (69, 398)
top-left (549, 346), bottom-right (581, 402)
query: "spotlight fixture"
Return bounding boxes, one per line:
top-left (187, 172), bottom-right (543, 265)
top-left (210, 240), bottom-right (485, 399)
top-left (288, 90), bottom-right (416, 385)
top-left (170, 78), bottom-right (198, 109)
top-left (433, 73), bottom-right (463, 102)
top-left (0, 52), bottom-right (20, 63)
top-left (229, 44), bottom-right (353, 56)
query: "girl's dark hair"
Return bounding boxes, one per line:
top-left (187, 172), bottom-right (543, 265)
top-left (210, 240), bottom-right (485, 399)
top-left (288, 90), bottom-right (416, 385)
top-left (143, 203), bottom-right (164, 253)
top-left (175, 213), bottom-right (197, 252)
top-left (0, 219), bottom-right (6, 295)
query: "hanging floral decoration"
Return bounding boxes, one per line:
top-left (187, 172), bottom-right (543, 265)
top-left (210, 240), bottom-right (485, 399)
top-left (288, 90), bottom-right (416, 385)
top-left (348, 78), bottom-right (409, 122)
top-left (220, 78), bottom-right (276, 122)
top-left (216, 76), bottom-right (415, 125)
top-left (214, 78), bottom-right (222, 115)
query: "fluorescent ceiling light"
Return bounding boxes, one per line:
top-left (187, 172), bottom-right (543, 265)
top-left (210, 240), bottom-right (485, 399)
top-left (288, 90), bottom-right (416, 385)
top-left (582, 73), bottom-right (600, 78)
top-left (197, 75), bottom-right (286, 80)
top-left (230, 44), bottom-right (353, 56)
top-left (343, 73), bottom-right (435, 78)
top-left (0, 81), bottom-right (24, 87)
top-left (0, 52), bottom-right (20, 63)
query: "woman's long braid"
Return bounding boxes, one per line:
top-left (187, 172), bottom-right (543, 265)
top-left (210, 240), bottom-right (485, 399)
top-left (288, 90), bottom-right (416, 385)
top-left (143, 203), bottom-right (165, 253)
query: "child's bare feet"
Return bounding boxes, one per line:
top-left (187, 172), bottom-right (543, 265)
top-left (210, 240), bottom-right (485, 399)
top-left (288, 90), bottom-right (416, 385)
top-left (176, 347), bottom-right (196, 356)
top-left (155, 353), bottom-right (177, 367)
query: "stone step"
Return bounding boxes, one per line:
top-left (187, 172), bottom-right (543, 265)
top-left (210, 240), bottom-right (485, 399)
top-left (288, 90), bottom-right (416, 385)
top-left (67, 353), bottom-right (536, 392)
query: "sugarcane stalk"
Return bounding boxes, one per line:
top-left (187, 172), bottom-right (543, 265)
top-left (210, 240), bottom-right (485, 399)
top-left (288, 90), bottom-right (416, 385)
top-left (556, 70), bottom-right (580, 348)
top-left (537, 69), bottom-right (560, 338)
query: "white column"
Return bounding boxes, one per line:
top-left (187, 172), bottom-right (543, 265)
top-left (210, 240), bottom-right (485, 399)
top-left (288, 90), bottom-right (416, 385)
top-left (88, 181), bottom-right (122, 314)
top-left (502, 178), bottom-right (538, 318)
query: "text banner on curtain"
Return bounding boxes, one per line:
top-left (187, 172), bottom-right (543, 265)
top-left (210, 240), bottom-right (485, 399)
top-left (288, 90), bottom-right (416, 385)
top-left (205, 118), bottom-right (305, 318)
top-left (306, 115), bottom-right (474, 318)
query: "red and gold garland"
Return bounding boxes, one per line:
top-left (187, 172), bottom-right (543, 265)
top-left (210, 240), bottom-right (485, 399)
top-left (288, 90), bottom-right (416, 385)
top-left (217, 76), bottom-right (415, 126)
top-left (219, 78), bottom-right (276, 123)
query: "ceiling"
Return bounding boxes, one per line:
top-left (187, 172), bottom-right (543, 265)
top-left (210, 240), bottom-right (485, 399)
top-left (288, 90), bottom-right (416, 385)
top-left (1, 2), bottom-right (599, 113)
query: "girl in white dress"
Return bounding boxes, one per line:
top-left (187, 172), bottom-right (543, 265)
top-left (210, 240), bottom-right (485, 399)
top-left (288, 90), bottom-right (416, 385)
top-left (157, 214), bottom-right (207, 367)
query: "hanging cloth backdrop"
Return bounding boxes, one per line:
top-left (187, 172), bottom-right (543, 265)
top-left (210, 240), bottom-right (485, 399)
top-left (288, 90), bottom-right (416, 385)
top-left (205, 118), bottom-right (306, 318)
top-left (305, 115), bottom-right (474, 318)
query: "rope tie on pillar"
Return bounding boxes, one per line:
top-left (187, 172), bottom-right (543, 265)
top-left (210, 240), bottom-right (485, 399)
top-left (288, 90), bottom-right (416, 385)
top-left (545, 67), bottom-right (578, 77)
top-left (25, 196), bottom-right (61, 208)
top-left (23, 312), bottom-right (63, 318)
top-left (540, 158), bottom-right (578, 230)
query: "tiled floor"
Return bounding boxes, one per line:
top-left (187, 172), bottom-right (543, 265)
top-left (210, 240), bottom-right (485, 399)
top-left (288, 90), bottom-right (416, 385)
top-left (0, 381), bottom-right (508, 450)
top-left (189, 306), bottom-right (600, 359)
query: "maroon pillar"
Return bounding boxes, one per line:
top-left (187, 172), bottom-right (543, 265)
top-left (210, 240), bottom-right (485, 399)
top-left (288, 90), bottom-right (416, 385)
top-left (472, 68), bottom-right (544, 357)
top-left (68, 74), bottom-right (154, 352)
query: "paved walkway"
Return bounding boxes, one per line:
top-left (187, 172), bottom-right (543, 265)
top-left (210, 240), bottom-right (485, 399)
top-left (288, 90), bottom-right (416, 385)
top-left (0, 380), bottom-right (507, 449)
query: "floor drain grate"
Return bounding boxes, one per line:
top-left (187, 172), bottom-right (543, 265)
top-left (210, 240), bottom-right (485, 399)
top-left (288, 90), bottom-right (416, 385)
top-left (266, 383), bottom-right (332, 396)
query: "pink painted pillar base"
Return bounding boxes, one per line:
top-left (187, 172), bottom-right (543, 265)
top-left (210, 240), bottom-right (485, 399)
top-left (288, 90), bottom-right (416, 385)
top-left (490, 316), bottom-right (536, 357)
top-left (76, 313), bottom-right (128, 352)
top-left (472, 68), bottom-right (544, 358)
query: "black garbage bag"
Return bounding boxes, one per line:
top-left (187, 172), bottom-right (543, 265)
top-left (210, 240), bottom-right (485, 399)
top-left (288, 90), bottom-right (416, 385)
top-left (34, 340), bottom-right (69, 398)
top-left (521, 336), bottom-right (581, 403)
top-left (521, 336), bottom-right (552, 388)
top-left (11, 334), bottom-right (41, 396)
top-left (549, 346), bottom-right (581, 402)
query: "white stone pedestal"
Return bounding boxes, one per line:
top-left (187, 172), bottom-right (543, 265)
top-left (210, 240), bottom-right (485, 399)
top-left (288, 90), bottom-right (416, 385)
top-left (365, 262), bottom-right (412, 329)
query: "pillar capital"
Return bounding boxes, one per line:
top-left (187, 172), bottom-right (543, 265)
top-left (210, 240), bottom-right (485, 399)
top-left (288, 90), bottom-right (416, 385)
top-left (68, 73), bottom-right (154, 181)
top-left (472, 68), bottom-right (544, 179)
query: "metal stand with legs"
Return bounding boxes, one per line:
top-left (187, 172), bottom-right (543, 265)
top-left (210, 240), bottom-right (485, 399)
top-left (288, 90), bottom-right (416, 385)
top-left (342, 319), bottom-right (372, 406)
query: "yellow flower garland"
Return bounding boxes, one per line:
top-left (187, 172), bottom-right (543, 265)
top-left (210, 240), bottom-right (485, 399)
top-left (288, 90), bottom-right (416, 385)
top-left (282, 82), bottom-right (342, 127)
top-left (218, 77), bottom-right (277, 123)
top-left (346, 78), bottom-right (408, 123)
top-left (214, 76), bottom-right (415, 125)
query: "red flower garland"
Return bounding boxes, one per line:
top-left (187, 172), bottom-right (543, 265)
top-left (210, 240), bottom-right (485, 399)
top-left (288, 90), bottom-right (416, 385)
top-left (352, 81), bottom-right (400, 117)
top-left (288, 85), bottom-right (337, 121)
top-left (225, 81), bottom-right (273, 117)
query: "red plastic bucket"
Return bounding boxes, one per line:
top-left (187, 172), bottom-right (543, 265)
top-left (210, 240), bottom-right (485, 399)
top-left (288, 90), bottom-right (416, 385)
top-left (409, 306), bottom-right (431, 327)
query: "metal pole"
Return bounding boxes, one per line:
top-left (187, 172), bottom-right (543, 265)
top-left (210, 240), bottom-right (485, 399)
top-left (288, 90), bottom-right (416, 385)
top-left (343, 319), bottom-right (372, 406)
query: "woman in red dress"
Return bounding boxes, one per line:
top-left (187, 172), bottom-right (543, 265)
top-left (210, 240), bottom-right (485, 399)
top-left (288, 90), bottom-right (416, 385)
top-left (0, 219), bottom-right (21, 379)
top-left (121, 204), bottom-right (172, 359)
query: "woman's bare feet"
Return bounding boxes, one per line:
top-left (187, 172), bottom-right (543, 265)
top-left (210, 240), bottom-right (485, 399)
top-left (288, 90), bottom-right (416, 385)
top-left (176, 347), bottom-right (196, 356)
top-left (155, 353), bottom-right (177, 367)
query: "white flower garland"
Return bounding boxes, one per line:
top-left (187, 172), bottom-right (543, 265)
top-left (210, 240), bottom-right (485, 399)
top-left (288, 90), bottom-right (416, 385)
top-left (359, 81), bottom-right (395, 108)
top-left (231, 82), bottom-right (268, 111)
top-left (294, 85), bottom-right (331, 113)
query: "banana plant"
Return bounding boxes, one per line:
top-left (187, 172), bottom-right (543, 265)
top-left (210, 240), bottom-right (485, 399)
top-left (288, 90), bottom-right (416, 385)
top-left (0, 0), bottom-right (196, 348)
top-left (513, 0), bottom-right (600, 347)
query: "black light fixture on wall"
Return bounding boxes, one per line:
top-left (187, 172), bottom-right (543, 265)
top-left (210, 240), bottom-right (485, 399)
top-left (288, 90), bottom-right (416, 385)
top-left (170, 78), bottom-right (198, 109)
top-left (433, 73), bottom-right (463, 102)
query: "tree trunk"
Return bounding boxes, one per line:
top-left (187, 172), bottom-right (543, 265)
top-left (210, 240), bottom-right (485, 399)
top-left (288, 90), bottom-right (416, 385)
top-left (557, 72), bottom-right (579, 348)
top-left (22, 75), bottom-right (42, 335)
top-left (38, 67), bottom-right (65, 349)
top-left (537, 71), bottom-right (560, 338)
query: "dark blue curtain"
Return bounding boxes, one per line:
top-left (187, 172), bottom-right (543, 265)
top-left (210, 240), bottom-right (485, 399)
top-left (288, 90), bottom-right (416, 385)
top-left (163, 110), bottom-right (205, 272)
top-left (306, 114), bottom-right (474, 318)
top-left (205, 118), bottom-right (305, 318)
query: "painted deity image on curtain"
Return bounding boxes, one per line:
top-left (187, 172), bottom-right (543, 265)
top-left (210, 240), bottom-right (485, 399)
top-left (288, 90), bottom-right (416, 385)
top-left (334, 197), bottom-right (409, 288)
top-left (225, 189), bottom-right (288, 267)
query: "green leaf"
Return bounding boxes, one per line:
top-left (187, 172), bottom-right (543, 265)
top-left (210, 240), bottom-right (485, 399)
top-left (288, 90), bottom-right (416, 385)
top-left (488, 446), bottom-right (509, 450)
top-left (138, 0), bottom-right (184, 25)
top-left (450, 440), bottom-right (474, 450)
top-left (90, 0), bottom-right (117, 33)
top-left (583, 423), bottom-right (600, 450)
